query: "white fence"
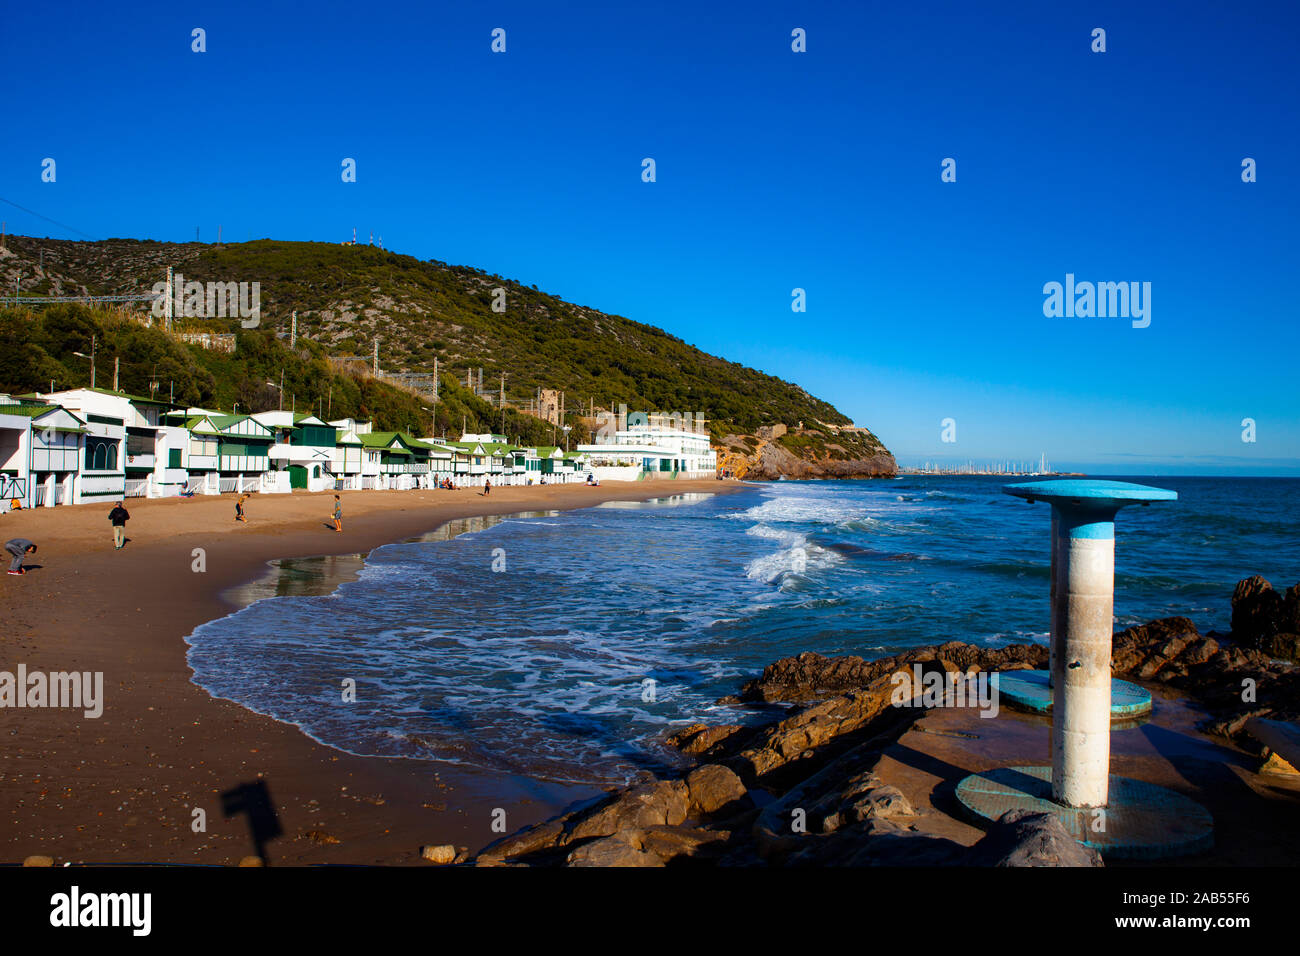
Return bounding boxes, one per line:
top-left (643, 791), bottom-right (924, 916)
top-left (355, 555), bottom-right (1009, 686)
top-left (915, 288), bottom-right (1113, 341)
top-left (124, 478), bottom-right (149, 498)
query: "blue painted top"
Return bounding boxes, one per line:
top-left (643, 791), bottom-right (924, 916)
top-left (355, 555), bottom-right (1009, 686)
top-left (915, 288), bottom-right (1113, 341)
top-left (1005, 480), bottom-right (1177, 538)
top-left (1004, 479), bottom-right (1178, 507)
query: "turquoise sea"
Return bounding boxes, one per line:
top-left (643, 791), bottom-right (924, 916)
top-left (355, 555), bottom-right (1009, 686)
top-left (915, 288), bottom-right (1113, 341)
top-left (185, 476), bottom-right (1300, 784)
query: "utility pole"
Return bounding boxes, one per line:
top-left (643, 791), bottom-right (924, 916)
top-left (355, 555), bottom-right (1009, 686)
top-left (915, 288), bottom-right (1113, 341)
top-left (373, 338), bottom-right (379, 375)
top-left (500, 373), bottom-right (505, 434)
top-left (433, 356), bottom-right (438, 402)
top-left (291, 310), bottom-right (297, 348)
top-left (165, 266), bottom-right (174, 332)
top-left (113, 356), bottom-right (119, 392)
top-left (279, 369), bottom-right (284, 411)
top-left (90, 335), bottom-right (97, 388)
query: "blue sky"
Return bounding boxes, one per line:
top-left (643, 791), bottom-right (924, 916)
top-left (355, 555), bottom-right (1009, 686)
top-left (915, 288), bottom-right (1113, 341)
top-left (3, 1), bottom-right (1297, 473)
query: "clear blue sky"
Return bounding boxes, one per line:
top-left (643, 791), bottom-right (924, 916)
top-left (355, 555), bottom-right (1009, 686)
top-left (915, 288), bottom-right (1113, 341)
top-left (3, 1), bottom-right (1297, 473)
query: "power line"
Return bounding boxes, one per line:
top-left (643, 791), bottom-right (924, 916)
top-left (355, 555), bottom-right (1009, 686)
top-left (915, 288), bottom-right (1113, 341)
top-left (0, 197), bottom-right (97, 240)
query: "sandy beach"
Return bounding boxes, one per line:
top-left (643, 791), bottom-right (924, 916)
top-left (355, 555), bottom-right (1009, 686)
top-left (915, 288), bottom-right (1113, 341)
top-left (0, 479), bottom-right (739, 865)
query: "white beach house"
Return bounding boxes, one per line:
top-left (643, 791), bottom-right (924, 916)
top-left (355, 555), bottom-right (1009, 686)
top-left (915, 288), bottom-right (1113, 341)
top-left (577, 415), bottom-right (716, 481)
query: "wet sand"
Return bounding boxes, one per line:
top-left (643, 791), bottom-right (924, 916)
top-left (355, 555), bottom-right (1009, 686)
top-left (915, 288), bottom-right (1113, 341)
top-left (0, 479), bottom-right (740, 864)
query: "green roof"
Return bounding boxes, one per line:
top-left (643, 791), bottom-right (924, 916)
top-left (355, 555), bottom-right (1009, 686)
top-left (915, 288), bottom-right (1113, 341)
top-left (358, 431), bottom-right (415, 454)
top-left (0, 403), bottom-right (59, 419)
top-left (207, 414), bottom-right (249, 429)
top-left (183, 415), bottom-right (220, 432)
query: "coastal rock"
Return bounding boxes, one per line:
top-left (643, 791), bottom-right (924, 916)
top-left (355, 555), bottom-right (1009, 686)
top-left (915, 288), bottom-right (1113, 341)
top-left (475, 819), bottom-right (569, 865)
top-left (739, 642), bottom-right (1048, 703)
top-left (732, 680), bottom-right (900, 783)
top-left (565, 825), bottom-right (732, 867)
top-left (569, 780), bottom-right (690, 841)
top-left (666, 723), bottom-right (751, 757)
top-left (744, 436), bottom-right (897, 481)
top-left (785, 818), bottom-right (967, 867)
top-left (566, 831), bottom-right (663, 867)
top-left (685, 764), bottom-right (748, 816)
top-left (420, 844), bottom-right (458, 865)
top-left (22, 855), bottom-right (54, 867)
top-left (1230, 576), bottom-right (1300, 662)
top-left (808, 773), bottom-right (914, 833)
top-left (967, 810), bottom-right (1104, 867)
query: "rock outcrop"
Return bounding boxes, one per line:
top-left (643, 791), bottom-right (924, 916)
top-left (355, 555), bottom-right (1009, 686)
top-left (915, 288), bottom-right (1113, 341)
top-left (745, 438), bottom-right (896, 481)
top-left (1229, 576), bottom-right (1300, 662)
top-left (735, 642), bottom-right (1047, 703)
top-left (967, 810), bottom-right (1104, 867)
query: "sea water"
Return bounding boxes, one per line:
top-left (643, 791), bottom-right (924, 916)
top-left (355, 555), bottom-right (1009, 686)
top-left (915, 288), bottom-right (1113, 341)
top-left (185, 476), bottom-right (1300, 784)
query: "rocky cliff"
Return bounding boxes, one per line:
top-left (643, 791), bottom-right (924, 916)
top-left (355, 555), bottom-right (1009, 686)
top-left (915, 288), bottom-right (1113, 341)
top-left (718, 421), bottom-right (897, 480)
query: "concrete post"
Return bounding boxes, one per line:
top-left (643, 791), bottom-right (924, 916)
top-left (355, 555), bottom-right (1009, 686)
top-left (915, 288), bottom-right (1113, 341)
top-left (1005, 480), bottom-right (1177, 808)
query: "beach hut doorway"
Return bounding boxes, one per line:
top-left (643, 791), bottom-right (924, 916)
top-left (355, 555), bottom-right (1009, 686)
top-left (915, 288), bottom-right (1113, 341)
top-left (288, 464), bottom-right (308, 489)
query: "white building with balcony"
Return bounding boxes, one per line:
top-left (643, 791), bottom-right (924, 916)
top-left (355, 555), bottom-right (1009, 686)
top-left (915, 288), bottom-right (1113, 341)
top-left (576, 419), bottom-right (716, 481)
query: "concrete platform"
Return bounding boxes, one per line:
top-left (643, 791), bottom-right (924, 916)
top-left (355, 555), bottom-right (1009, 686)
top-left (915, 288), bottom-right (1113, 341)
top-left (955, 765), bottom-right (1213, 860)
top-left (996, 669), bottom-right (1152, 718)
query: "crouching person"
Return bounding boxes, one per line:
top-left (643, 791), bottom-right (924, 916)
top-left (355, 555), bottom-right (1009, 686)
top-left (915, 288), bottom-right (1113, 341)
top-left (5, 538), bottom-right (37, 576)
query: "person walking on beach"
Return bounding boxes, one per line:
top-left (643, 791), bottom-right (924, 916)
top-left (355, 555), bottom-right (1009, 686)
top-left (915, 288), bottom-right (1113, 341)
top-left (5, 538), bottom-right (36, 576)
top-left (108, 500), bottom-right (130, 549)
top-left (483, 477), bottom-right (491, 497)
top-left (332, 494), bottom-right (343, 532)
top-left (235, 494), bottom-right (249, 523)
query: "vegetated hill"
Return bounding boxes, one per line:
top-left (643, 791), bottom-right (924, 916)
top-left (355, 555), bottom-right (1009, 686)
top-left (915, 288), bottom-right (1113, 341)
top-left (0, 235), bottom-right (895, 474)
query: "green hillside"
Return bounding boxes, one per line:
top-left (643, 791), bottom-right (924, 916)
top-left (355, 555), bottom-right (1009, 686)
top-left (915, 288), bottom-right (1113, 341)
top-left (0, 303), bottom-right (575, 444)
top-left (0, 235), bottom-right (894, 466)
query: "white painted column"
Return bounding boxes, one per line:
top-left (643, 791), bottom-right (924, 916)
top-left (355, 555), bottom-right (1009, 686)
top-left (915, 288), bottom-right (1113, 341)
top-left (1052, 528), bottom-right (1115, 807)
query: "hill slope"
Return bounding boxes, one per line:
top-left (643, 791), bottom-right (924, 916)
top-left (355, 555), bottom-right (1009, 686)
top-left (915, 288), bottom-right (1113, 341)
top-left (0, 235), bottom-right (895, 475)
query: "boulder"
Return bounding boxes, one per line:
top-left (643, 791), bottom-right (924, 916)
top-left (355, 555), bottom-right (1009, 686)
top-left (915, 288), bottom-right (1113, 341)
top-left (566, 831), bottom-right (663, 867)
top-left (565, 825), bottom-right (731, 867)
top-left (569, 780), bottom-right (690, 841)
top-left (475, 819), bottom-right (568, 865)
top-left (420, 844), bottom-right (458, 864)
top-left (685, 764), bottom-right (748, 816)
top-left (967, 810), bottom-right (1103, 867)
top-left (810, 773), bottom-right (915, 833)
top-left (666, 723), bottom-right (751, 757)
top-left (1230, 577), bottom-right (1300, 660)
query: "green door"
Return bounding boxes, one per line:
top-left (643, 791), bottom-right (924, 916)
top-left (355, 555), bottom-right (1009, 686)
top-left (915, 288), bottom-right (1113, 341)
top-left (288, 465), bottom-right (308, 489)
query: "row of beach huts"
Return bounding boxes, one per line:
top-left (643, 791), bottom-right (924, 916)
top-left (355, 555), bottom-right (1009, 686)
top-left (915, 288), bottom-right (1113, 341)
top-left (0, 387), bottom-right (718, 510)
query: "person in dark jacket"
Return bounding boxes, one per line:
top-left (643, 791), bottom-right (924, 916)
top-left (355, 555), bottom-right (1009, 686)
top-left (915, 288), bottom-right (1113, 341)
top-left (108, 501), bottom-right (130, 549)
top-left (5, 538), bottom-right (36, 575)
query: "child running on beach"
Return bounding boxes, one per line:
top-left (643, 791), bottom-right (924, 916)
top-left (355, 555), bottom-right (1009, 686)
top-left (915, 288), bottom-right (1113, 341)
top-left (332, 495), bottom-right (343, 532)
top-left (235, 494), bottom-right (249, 523)
top-left (5, 538), bottom-right (36, 575)
top-left (108, 500), bottom-right (130, 549)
